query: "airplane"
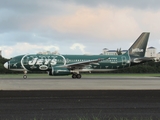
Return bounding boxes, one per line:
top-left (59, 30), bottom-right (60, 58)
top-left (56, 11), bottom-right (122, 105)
top-left (4, 32), bottom-right (153, 79)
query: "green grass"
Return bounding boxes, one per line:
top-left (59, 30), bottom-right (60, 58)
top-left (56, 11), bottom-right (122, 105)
top-left (0, 73), bottom-right (160, 78)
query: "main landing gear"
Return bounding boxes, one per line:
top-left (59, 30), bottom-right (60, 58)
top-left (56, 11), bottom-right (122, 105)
top-left (72, 73), bottom-right (82, 79)
top-left (23, 71), bottom-right (27, 79)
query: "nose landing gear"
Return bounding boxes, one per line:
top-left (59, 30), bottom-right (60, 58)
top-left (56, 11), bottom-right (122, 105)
top-left (23, 71), bottom-right (27, 79)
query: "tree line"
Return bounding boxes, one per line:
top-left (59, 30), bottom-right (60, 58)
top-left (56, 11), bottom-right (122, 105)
top-left (111, 61), bottom-right (160, 73)
top-left (0, 56), bottom-right (160, 74)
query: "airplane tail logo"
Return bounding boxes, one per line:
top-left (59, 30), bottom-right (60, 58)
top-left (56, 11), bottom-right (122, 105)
top-left (128, 32), bottom-right (150, 58)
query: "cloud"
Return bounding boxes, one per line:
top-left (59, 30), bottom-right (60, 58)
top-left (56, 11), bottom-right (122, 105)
top-left (42, 6), bottom-right (141, 41)
top-left (1, 0), bottom-right (160, 57)
top-left (70, 0), bottom-right (160, 10)
top-left (41, 5), bottom-right (160, 42)
top-left (0, 43), bottom-right (59, 58)
top-left (70, 43), bottom-right (87, 54)
top-left (1, 1), bottom-right (160, 43)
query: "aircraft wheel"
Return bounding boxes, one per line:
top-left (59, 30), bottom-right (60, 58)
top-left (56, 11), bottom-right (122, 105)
top-left (72, 74), bottom-right (77, 79)
top-left (76, 74), bottom-right (81, 79)
top-left (23, 75), bottom-right (27, 79)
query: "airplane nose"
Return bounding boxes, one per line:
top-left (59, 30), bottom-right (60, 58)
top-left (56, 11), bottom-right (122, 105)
top-left (4, 62), bottom-right (8, 69)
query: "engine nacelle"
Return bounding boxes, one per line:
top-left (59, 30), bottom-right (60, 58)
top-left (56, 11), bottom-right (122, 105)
top-left (132, 58), bottom-right (141, 63)
top-left (49, 67), bottom-right (71, 76)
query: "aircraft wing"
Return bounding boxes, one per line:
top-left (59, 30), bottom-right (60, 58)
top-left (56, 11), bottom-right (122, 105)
top-left (59, 58), bottom-right (108, 69)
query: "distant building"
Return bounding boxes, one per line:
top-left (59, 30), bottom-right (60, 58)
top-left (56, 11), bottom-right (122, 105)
top-left (102, 48), bottom-right (127, 55)
top-left (145, 47), bottom-right (156, 57)
top-left (52, 51), bottom-right (59, 55)
top-left (103, 48), bottom-right (108, 55)
top-left (157, 52), bottom-right (160, 61)
top-left (102, 47), bottom-right (160, 58)
top-left (37, 51), bottom-right (59, 55)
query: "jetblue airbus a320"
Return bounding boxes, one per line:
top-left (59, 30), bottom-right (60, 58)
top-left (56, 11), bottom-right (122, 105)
top-left (4, 32), bottom-right (153, 79)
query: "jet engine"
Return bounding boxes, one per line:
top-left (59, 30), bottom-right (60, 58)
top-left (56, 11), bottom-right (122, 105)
top-left (132, 58), bottom-right (141, 63)
top-left (49, 67), bottom-right (71, 76)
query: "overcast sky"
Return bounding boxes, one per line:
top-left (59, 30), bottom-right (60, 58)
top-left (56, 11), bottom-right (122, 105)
top-left (1, 0), bottom-right (160, 58)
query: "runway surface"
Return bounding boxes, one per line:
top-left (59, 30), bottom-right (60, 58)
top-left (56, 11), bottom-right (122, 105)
top-left (0, 77), bottom-right (160, 119)
top-left (0, 77), bottom-right (160, 90)
top-left (0, 90), bottom-right (160, 120)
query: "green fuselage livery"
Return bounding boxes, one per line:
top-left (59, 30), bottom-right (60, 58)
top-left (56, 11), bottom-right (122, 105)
top-left (4, 32), bottom-right (153, 79)
top-left (9, 53), bottom-right (130, 72)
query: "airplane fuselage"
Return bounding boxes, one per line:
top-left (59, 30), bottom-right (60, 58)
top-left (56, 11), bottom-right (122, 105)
top-left (8, 53), bottom-right (131, 74)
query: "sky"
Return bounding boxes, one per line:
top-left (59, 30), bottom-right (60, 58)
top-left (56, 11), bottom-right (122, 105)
top-left (1, 0), bottom-right (160, 58)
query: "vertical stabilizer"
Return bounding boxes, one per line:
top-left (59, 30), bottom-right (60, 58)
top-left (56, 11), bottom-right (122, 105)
top-left (128, 32), bottom-right (150, 58)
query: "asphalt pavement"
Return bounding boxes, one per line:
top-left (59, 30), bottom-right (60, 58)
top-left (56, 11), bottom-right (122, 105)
top-left (0, 77), bottom-right (160, 90)
top-left (0, 90), bottom-right (160, 120)
top-left (0, 77), bottom-right (160, 119)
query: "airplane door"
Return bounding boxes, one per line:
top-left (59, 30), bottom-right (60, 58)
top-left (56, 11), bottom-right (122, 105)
top-left (122, 56), bottom-right (126, 65)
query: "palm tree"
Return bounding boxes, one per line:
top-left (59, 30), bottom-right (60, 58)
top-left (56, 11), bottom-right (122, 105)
top-left (116, 48), bottom-right (122, 55)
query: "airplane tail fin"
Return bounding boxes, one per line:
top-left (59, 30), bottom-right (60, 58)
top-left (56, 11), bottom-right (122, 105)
top-left (128, 32), bottom-right (150, 58)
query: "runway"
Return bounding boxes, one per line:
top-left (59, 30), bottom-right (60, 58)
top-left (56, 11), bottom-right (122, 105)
top-left (0, 77), bottom-right (160, 119)
top-left (0, 90), bottom-right (160, 120)
top-left (0, 77), bottom-right (160, 90)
